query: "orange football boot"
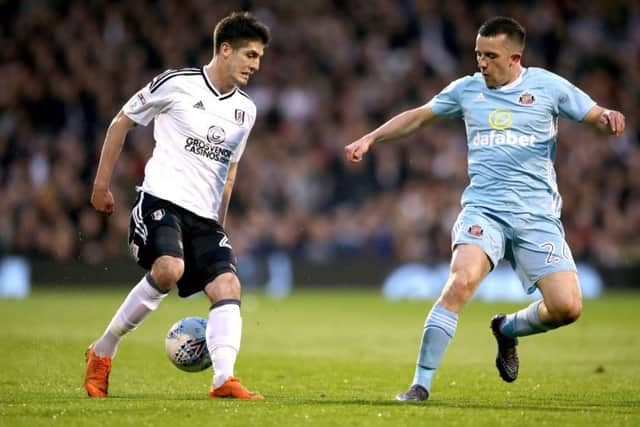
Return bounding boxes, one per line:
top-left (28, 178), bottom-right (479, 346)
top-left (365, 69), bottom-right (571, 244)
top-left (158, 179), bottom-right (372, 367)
top-left (84, 347), bottom-right (112, 397)
top-left (208, 377), bottom-right (264, 400)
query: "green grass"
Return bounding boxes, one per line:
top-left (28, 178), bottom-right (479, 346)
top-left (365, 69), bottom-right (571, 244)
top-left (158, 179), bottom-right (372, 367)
top-left (1, 288), bottom-right (639, 426)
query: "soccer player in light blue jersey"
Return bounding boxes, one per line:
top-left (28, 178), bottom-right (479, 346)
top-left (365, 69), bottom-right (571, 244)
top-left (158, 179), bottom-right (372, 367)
top-left (345, 16), bottom-right (625, 402)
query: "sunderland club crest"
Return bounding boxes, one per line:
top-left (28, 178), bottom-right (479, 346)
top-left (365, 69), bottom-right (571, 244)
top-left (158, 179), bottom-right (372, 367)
top-left (467, 224), bottom-right (484, 238)
top-left (518, 91), bottom-right (535, 105)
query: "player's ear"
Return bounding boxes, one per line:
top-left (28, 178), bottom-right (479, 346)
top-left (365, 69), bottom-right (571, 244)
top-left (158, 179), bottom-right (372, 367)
top-left (219, 42), bottom-right (233, 59)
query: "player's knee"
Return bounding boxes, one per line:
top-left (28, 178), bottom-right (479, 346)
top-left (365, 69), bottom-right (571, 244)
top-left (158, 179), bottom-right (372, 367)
top-left (562, 301), bottom-right (582, 325)
top-left (204, 272), bottom-right (241, 302)
top-left (438, 270), bottom-right (475, 309)
top-left (548, 299), bottom-right (582, 326)
top-left (218, 273), bottom-right (241, 296)
top-left (150, 256), bottom-right (184, 290)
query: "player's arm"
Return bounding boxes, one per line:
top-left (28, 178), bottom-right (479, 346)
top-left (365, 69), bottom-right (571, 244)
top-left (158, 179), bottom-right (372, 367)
top-left (345, 104), bottom-right (438, 163)
top-left (91, 110), bottom-right (136, 215)
top-left (218, 162), bottom-right (238, 227)
top-left (582, 105), bottom-right (626, 137)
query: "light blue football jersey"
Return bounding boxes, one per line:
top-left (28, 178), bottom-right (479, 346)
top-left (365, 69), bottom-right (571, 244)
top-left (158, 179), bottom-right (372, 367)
top-left (427, 67), bottom-right (596, 218)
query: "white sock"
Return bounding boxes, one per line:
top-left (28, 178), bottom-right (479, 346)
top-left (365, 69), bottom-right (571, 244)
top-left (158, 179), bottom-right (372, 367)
top-left (93, 274), bottom-right (168, 357)
top-left (206, 301), bottom-right (242, 388)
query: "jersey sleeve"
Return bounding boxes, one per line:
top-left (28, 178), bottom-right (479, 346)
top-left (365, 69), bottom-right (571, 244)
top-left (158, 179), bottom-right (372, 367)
top-left (122, 73), bottom-right (174, 126)
top-left (425, 76), bottom-right (469, 118)
top-left (230, 106), bottom-right (256, 163)
top-left (552, 75), bottom-right (597, 122)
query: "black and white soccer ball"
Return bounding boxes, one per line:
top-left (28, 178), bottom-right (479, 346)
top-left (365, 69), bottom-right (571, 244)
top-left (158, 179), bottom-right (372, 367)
top-left (165, 317), bottom-right (211, 372)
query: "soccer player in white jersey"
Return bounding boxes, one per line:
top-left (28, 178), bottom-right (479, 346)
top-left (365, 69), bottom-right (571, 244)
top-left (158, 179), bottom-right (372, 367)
top-left (345, 17), bottom-right (625, 402)
top-left (84, 11), bottom-right (270, 399)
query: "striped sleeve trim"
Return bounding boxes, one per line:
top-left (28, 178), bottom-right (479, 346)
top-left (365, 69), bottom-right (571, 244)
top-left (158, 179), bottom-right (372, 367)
top-left (149, 68), bottom-right (201, 93)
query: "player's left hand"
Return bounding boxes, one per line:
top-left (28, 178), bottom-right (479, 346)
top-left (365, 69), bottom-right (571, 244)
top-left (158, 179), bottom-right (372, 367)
top-left (600, 109), bottom-right (626, 136)
top-left (91, 186), bottom-right (115, 215)
top-left (345, 136), bottom-right (374, 163)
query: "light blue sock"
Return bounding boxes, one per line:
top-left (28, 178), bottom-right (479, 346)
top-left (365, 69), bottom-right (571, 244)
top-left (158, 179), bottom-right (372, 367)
top-left (412, 305), bottom-right (458, 393)
top-left (500, 300), bottom-right (553, 338)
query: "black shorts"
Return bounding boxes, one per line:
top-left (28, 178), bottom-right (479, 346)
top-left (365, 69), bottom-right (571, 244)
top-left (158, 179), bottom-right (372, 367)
top-left (128, 191), bottom-right (237, 298)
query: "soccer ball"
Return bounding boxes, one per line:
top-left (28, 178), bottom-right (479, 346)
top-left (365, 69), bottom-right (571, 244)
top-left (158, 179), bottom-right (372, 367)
top-left (165, 317), bottom-right (211, 372)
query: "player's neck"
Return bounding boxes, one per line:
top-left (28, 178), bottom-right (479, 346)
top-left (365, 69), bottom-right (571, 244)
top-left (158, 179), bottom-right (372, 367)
top-left (204, 60), bottom-right (235, 94)
top-left (504, 64), bottom-right (523, 86)
top-left (491, 64), bottom-right (524, 90)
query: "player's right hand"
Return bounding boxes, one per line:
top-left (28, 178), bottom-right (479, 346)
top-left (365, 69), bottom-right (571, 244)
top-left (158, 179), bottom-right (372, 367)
top-left (91, 186), bottom-right (115, 215)
top-left (345, 136), bottom-right (374, 163)
top-left (600, 109), bottom-right (626, 136)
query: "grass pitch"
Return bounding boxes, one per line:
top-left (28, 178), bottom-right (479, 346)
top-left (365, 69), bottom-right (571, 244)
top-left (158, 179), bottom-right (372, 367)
top-left (0, 287), bottom-right (639, 426)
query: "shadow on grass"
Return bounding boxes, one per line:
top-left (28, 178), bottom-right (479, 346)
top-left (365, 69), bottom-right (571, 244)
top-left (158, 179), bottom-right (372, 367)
top-left (100, 393), bottom-right (640, 415)
top-left (281, 398), bottom-right (640, 414)
top-left (7, 393), bottom-right (637, 417)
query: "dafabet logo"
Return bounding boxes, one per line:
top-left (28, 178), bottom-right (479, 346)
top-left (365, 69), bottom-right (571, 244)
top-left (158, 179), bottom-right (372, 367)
top-left (488, 109), bottom-right (512, 130)
top-left (471, 109), bottom-right (535, 147)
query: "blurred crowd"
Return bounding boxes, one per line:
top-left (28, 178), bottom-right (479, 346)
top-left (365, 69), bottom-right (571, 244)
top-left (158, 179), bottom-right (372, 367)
top-left (1, 0), bottom-right (639, 269)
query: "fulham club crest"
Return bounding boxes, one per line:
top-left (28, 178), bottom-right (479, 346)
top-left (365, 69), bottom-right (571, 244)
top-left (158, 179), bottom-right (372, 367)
top-left (235, 109), bottom-right (245, 125)
top-left (518, 91), bottom-right (535, 105)
top-left (151, 209), bottom-right (165, 221)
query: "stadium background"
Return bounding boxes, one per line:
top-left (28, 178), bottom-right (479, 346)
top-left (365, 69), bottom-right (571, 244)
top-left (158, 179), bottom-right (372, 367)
top-left (1, 0), bottom-right (638, 293)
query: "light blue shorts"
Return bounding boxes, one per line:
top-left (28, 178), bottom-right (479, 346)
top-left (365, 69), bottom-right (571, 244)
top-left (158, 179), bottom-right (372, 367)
top-left (451, 207), bottom-right (576, 294)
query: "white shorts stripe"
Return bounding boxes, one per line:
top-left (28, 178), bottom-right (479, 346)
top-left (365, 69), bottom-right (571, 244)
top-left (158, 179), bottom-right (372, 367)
top-left (133, 192), bottom-right (148, 244)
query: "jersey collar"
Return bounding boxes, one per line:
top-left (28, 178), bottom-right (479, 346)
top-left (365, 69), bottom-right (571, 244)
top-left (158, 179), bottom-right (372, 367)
top-left (201, 66), bottom-right (237, 99)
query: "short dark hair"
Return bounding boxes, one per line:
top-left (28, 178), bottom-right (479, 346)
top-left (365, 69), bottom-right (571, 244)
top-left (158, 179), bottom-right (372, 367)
top-left (213, 11), bottom-right (271, 53)
top-left (478, 17), bottom-right (526, 50)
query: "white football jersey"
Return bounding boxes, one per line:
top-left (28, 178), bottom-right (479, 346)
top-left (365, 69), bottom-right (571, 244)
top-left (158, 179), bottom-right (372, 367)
top-left (123, 67), bottom-right (256, 221)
